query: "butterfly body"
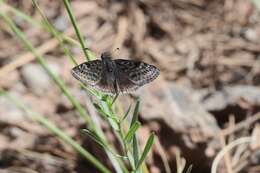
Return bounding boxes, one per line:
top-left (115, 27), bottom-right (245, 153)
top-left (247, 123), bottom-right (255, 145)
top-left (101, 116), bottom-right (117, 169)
top-left (71, 52), bottom-right (159, 94)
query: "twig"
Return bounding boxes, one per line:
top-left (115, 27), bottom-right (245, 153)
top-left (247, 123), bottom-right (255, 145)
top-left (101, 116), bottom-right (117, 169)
top-left (154, 136), bottom-right (171, 173)
top-left (219, 132), bottom-right (233, 173)
top-left (211, 137), bottom-right (252, 173)
top-left (221, 113), bottom-right (260, 136)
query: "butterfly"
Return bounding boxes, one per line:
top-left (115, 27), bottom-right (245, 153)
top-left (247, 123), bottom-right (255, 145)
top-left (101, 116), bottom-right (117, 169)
top-left (71, 52), bottom-right (160, 95)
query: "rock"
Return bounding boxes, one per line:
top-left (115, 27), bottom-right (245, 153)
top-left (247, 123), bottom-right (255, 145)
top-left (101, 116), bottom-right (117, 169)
top-left (3, 127), bottom-right (36, 149)
top-left (0, 70), bottom-right (19, 89)
top-left (141, 77), bottom-right (220, 141)
top-left (0, 135), bottom-right (9, 150)
top-left (244, 28), bottom-right (258, 42)
top-left (53, 16), bottom-right (68, 32)
top-left (0, 95), bottom-right (25, 124)
top-left (199, 85), bottom-right (260, 111)
top-left (20, 62), bottom-right (60, 96)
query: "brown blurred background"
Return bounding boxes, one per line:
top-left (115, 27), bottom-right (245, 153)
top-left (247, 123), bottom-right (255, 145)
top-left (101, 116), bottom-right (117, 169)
top-left (0, 0), bottom-right (260, 173)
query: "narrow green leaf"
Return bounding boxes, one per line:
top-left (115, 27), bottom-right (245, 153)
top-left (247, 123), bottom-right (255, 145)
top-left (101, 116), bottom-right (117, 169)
top-left (132, 98), bottom-right (141, 171)
top-left (121, 104), bottom-right (132, 121)
top-left (107, 117), bottom-right (120, 131)
top-left (82, 129), bottom-right (106, 147)
top-left (135, 133), bottom-right (155, 171)
top-left (133, 136), bottom-right (139, 168)
top-left (124, 121), bottom-right (141, 143)
top-left (101, 95), bottom-right (110, 102)
top-left (0, 11), bottom-right (92, 124)
top-left (93, 103), bottom-right (109, 118)
top-left (63, 0), bottom-right (91, 61)
top-left (131, 97), bottom-right (140, 126)
top-left (82, 129), bottom-right (127, 159)
top-left (0, 1), bottom-right (80, 47)
top-left (251, 0), bottom-right (260, 11)
top-left (94, 104), bottom-right (119, 128)
top-left (0, 89), bottom-right (112, 173)
top-left (32, 0), bottom-right (78, 66)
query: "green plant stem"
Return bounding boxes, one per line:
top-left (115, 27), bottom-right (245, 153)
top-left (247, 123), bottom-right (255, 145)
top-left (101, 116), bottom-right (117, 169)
top-left (32, 0), bottom-right (78, 66)
top-left (0, 89), bottom-right (112, 173)
top-left (251, 0), bottom-right (260, 11)
top-left (0, 0), bottom-right (80, 47)
top-left (0, 11), bottom-right (92, 126)
top-left (31, 0), bottom-right (77, 66)
top-left (0, 11), bottom-right (124, 172)
top-left (119, 125), bottom-right (135, 170)
top-left (63, 0), bottom-right (91, 61)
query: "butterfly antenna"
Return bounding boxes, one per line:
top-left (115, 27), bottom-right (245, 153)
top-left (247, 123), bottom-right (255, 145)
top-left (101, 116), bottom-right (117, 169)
top-left (111, 47), bottom-right (120, 55)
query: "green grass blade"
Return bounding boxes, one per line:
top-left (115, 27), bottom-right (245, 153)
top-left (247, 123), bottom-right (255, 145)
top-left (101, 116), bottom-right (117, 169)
top-left (93, 103), bottom-right (109, 118)
top-left (121, 104), bottom-right (132, 121)
top-left (251, 0), bottom-right (260, 11)
top-left (0, 3), bottom-right (133, 173)
top-left (82, 129), bottom-right (107, 147)
top-left (0, 0), bottom-right (39, 27)
top-left (135, 133), bottom-right (155, 171)
top-left (63, 0), bottom-right (91, 61)
top-left (0, 0), bottom-right (80, 47)
top-left (131, 98), bottom-right (141, 172)
top-left (32, 0), bottom-right (77, 66)
top-left (131, 98), bottom-right (140, 126)
top-left (82, 129), bottom-right (127, 159)
top-left (124, 121), bottom-right (141, 143)
top-left (0, 89), bottom-right (112, 173)
top-left (0, 11), bottom-right (92, 125)
top-left (133, 136), bottom-right (140, 169)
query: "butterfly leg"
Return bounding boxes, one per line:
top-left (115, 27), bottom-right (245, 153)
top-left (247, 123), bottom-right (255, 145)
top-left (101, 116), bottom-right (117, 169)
top-left (111, 79), bottom-right (120, 105)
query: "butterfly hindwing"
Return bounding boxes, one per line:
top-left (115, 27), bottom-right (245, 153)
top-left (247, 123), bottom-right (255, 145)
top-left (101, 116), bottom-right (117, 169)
top-left (116, 69), bottom-right (139, 93)
top-left (115, 59), bottom-right (160, 87)
top-left (71, 54), bottom-right (160, 94)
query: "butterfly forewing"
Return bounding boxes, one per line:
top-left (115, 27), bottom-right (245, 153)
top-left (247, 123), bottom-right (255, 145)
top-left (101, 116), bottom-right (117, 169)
top-left (115, 59), bottom-right (160, 86)
top-left (71, 60), bottom-right (102, 86)
top-left (71, 54), bottom-right (160, 95)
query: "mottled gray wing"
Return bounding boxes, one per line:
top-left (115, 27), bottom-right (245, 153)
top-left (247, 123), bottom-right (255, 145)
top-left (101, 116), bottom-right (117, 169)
top-left (115, 59), bottom-right (160, 92)
top-left (71, 60), bottom-right (102, 86)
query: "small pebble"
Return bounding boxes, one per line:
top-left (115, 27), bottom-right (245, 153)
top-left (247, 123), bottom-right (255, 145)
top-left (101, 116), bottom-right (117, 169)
top-left (244, 28), bottom-right (258, 42)
top-left (20, 62), bottom-right (60, 96)
top-left (0, 96), bottom-right (25, 123)
top-left (53, 16), bottom-right (68, 32)
top-left (21, 63), bottom-right (52, 96)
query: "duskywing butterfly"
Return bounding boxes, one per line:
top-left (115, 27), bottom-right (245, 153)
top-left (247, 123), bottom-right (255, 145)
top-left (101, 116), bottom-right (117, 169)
top-left (71, 52), bottom-right (160, 95)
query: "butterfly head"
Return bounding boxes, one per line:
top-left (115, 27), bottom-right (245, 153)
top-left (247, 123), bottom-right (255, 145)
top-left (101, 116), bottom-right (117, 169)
top-left (101, 52), bottom-right (112, 61)
top-left (101, 52), bottom-right (116, 73)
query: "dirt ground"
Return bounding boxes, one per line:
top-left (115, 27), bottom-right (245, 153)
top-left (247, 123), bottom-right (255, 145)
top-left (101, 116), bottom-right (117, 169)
top-left (0, 0), bottom-right (260, 173)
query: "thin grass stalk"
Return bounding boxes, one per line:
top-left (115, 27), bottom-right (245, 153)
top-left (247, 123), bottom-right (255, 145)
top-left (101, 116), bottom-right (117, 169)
top-left (0, 11), bottom-right (92, 126)
top-left (31, 0), bottom-right (77, 66)
top-left (3, 8), bottom-right (129, 173)
top-left (0, 89), bottom-right (112, 173)
top-left (0, 0), bottom-right (80, 47)
top-left (31, 2), bottom-right (128, 172)
top-left (61, 1), bottom-right (132, 172)
top-left (63, 0), bottom-right (91, 61)
top-left (2, 1), bottom-right (153, 173)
